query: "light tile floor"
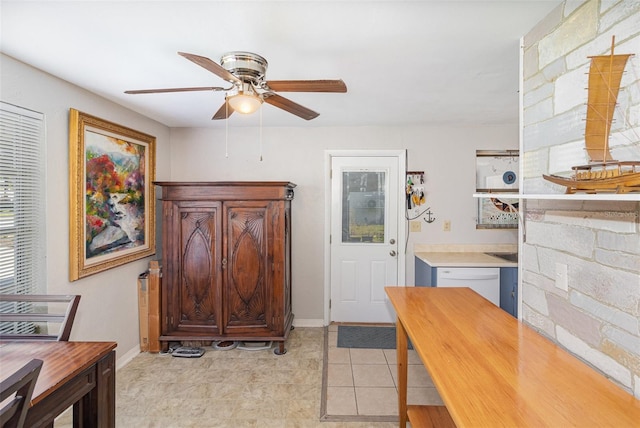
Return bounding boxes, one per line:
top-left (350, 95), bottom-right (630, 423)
top-left (324, 324), bottom-right (443, 420)
top-left (56, 326), bottom-right (413, 427)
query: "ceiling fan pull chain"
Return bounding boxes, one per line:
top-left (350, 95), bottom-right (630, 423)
top-left (225, 101), bottom-right (229, 158)
top-left (259, 106), bottom-right (263, 161)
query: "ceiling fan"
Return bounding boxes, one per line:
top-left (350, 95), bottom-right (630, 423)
top-left (125, 51), bottom-right (347, 120)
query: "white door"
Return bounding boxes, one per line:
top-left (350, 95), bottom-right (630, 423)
top-left (329, 155), bottom-right (401, 323)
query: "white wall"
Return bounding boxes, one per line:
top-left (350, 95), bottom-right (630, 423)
top-left (1, 54), bottom-right (171, 363)
top-left (169, 124), bottom-right (519, 322)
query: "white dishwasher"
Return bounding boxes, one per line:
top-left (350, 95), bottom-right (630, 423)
top-left (436, 267), bottom-right (500, 306)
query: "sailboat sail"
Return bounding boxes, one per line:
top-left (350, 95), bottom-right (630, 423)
top-left (584, 53), bottom-right (632, 162)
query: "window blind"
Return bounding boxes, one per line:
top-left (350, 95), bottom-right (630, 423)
top-left (0, 102), bottom-right (46, 334)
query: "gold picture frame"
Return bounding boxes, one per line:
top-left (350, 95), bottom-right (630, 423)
top-left (69, 109), bottom-right (156, 281)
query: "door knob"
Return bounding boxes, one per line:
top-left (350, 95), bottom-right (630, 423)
top-left (390, 250), bottom-right (397, 257)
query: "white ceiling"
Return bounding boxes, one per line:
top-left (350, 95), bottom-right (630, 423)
top-left (0, 1), bottom-right (562, 129)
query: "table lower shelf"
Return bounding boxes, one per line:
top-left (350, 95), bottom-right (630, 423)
top-left (407, 405), bottom-right (456, 428)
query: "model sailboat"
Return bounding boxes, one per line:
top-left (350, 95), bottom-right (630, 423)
top-left (543, 37), bottom-right (640, 193)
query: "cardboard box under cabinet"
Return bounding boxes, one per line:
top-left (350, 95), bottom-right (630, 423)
top-left (137, 272), bottom-right (149, 352)
top-left (147, 260), bottom-right (162, 353)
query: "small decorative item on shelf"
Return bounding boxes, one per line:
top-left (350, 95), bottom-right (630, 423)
top-left (542, 36), bottom-right (640, 194)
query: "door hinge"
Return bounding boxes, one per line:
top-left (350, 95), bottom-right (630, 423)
top-left (329, 299), bottom-right (331, 309)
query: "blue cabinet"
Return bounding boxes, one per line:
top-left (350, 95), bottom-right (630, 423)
top-left (415, 257), bottom-right (436, 286)
top-left (499, 267), bottom-right (518, 318)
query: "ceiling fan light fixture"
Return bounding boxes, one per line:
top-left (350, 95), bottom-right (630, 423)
top-left (228, 91), bottom-right (263, 114)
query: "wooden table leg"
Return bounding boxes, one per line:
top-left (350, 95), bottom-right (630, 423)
top-left (97, 351), bottom-right (116, 427)
top-left (74, 350), bottom-right (115, 427)
top-left (397, 317), bottom-right (408, 428)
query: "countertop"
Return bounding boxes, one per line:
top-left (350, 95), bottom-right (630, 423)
top-left (415, 251), bottom-right (517, 267)
top-left (414, 244), bottom-right (518, 268)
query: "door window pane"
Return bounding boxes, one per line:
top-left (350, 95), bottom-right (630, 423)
top-left (342, 171), bottom-right (385, 243)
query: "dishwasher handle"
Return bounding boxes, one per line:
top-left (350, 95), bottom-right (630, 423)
top-left (439, 270), bottom-right (499, 281)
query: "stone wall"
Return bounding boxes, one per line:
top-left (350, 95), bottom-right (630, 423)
top-left (521, 0), bottom-right (640, 398)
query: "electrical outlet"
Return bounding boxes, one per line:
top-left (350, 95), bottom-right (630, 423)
top-left (410, 221), bottom-right (422, 232)
top-left (443, 220), bottom-right (451, 232)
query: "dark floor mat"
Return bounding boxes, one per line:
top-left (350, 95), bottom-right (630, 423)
top-left (337, 325), bottom-right (413, 349)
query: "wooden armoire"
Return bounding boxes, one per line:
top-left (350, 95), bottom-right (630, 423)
top-left (154, 182), bottom-right (295, 354)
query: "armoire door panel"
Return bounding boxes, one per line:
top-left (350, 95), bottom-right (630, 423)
top-left (224, 203), bottom-right (272, 331)
top-left (175, 204), bottom-right (221, 333)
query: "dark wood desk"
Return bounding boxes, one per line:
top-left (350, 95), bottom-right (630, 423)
top-left (385, 286), bottom-right (640, 427)
top-left (0, 341), bottom-right (116, 428)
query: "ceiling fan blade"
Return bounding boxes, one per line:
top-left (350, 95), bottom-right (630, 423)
top-left (263, 94), bottom-right (319, 120)
top-left (178, 52), bottom-right (241, 84)
top-left (265, 79), bottom-right (347, 93)
top-left (125, 86), bottom-right (227, 94)
top-left (212, 101), bottom-right (234, 120)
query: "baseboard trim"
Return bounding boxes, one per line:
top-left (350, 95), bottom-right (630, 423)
top-left (293, 318), bottom-right (324, 327)
top-left (116, 345), bottom-right (141, 370)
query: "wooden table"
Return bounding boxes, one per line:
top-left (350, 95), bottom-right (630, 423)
top-left (385, 286), bottom-right (640, 427)
top-left (0, 341), bottom-right (116, 428)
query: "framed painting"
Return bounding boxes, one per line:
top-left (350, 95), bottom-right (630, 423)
top-left (69, 109), bottom-right (156, 281)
